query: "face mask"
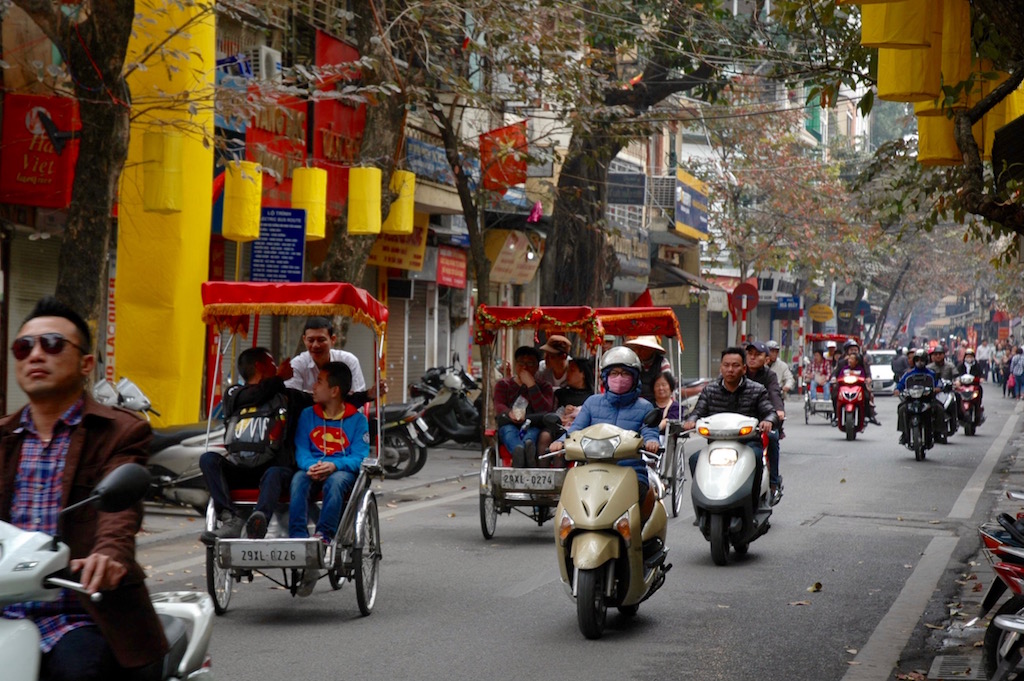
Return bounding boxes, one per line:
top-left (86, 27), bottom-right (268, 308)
top-left (607, 374), bottom-right (634, 394)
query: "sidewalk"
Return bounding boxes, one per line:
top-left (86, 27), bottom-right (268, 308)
top-left (894, 400), bottom-right (1024, 680)
top-left (138, 442), bottom-right (483, 547)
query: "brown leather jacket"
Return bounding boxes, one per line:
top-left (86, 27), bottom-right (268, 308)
top-left (0, 394), bottom-right (168, 668)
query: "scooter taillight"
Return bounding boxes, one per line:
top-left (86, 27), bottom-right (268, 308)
top-left (994, 563), bottom-right (1024, 595)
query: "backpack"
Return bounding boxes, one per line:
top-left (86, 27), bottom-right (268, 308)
top-left (222, 392), bottom-right (289, 468)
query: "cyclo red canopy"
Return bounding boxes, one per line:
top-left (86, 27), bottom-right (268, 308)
top-left (200, 282), bottom-right (388, 337)
top-left (595, 307), bottom-right (683, 349)
top-left (805, 332), bottom-right (860, 346)
top-left (473, 305), bottom-right (603, 347)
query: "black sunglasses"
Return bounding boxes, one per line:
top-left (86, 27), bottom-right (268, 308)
top-left (11, 333), bottom-right (89, 361)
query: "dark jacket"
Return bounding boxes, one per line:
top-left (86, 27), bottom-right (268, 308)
top-left (891, 354), bottom-right (910, 381)
top-left (0, 395), bottom-right (168, 669)
top-left (222, 376), bottom-right (313, 468)
top-left (688, 376), bottom-right (780, 427)
top-left (747, 367), bottom-right (784, 412)
top-left (956, 362), bottom-right (984, 381)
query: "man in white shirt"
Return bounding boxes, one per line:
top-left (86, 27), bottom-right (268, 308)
top-left (976, 339), bottom-right (994, 381)
top-left (282, 317), bottom-right (382, 405)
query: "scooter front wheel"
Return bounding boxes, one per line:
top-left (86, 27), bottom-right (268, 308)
top-left (710, 514), bottom-right (729, 566)
top-left (576, 567), bottom-right (608, 639)
top-left (845, 413), bottom-right (857, 441)
top-left (984, 594), bottom-right (1024, 679)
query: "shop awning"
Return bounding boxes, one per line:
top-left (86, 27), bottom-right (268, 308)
top-left (650, 261), bottom-right (725, 292)
top-left (924, 317), bottom-right (951, 329)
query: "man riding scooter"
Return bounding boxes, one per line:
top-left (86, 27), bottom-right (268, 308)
top-left (830, 340), bottom-right (880, 425)
top-left (743, 342), bottom-right (785, 504)
top-left (894, 349), bottom-right (938, 445)
top-left (927, 345), bottom-right (959, 441)
top-left (955, 347), bottom-right (986, 428)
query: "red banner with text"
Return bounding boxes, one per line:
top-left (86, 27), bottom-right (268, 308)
top-left (0, 94), bottom-right (81, 208)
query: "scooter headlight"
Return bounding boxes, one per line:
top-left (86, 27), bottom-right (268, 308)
top-left (614, 510), bottom-right (632, 548)
top-left (907, 386), bottom-right (926, 399)
top-left (558, 508), bottom-right (575, 544)
top-left (708, 448), bottom-right (738, 466)
top-left (580, 436), bottom-right (620, 460)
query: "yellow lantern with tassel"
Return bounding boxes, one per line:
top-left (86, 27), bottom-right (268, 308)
top-left (222, 161), bottom-right (262, 242)
top-left (347, 167), bottom-right (382, 235)
top-left (292, 167), bottom-right (328, 241)
top-left (381, 170), bottom-right (416, 235)
top-left (914, 0), bottom-right (973, 117)
top-left (142, 130), bottom-right (183, 213)
top-left (860, 0), bottom-right (933, 50)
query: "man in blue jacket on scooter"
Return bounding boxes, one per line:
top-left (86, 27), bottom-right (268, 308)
top-left (548, 347), bottom-right (660, 503)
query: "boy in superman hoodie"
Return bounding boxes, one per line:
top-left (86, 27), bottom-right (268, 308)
top-left (289, 361), bottom-right (370, 541)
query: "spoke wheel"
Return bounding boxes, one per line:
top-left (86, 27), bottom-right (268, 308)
top-left (576, 567), bottom-right (608, 640)
top-left (803, 399), bottom-right (810, 425)
top-left (480, 449), bottom-right (498, 539)
top-left (328, 543), bottom-right (344, 591)
top-left (353, 495), bottom-right (381, 616)
top-left (381, 429), bottom-right (420, 479)
top-left (984, 595), bottom-right (1024, 680)
top-left (710, 513), bottom-right (729, 566)
top-left (205, 546), bottom-right (232, 615)
top-left (670, 440), bottom-right (685, 518)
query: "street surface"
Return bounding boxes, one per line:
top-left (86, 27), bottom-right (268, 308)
top-left (137, 392), bottom-right (1021, 681)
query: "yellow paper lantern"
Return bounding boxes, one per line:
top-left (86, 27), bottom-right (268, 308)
top-left (917, 113), bottom-right (982, 167)
top-left (347, 167), bottom-right (382, 235)
top-left (876, 4), bottom-right (943, 103)
top-left (914, 0), bottom-right (974, 116)
top-left (292, 167), bottom-right (328, 241)
top-left (381, 170), bottom-right (416, 235)
top-left (142, 130), bottom-right (183, 213)
top-left (861, 0), bottom-right (932, 50)
top-left (222, 161), bottom-right (262, 242)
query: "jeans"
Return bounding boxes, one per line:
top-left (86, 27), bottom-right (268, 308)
top-left (809, 379), bottom-right (830, 401)
top-left (1016, 375), bottom-right (1024, 399)
top-left (199, 451), bottom-right (293, 519)
top-left (288, 469), bottom-right (356, 539)
top-left (497, 423), bottom-right (540, 457)
top-left (41, 625), bottom-right (161, 681)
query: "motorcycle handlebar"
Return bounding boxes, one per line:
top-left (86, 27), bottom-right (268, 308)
top-left (46, 576), bottom-right (102, 603)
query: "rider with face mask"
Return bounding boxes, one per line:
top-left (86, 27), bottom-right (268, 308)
top-left (548, 347), bottom-right (660, 502)
top-left (894, 349), bottom-right (938, 445)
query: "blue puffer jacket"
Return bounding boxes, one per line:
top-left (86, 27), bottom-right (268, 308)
top-left (567, 388), bottom-right (659, 489)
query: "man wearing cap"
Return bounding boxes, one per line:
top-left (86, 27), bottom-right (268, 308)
top-left (766, 340), bottom-right (795, 398)
top-left (537, 335), bottom-right (572, 388)
top-left (624, 335), bottom-right (673, 404)
top-left (745, 341), bottom-right (784, 503)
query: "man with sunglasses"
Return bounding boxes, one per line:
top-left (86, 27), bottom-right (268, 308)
top-left (0, 297), bottom-right (167, 680)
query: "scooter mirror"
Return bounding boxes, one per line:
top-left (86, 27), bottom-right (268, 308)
top-left (643, 408), bottom-right (662, 428)
top-left (542, 413), bottom-right (562, 429)
top-left (92, 463), bottom-right (152, 513)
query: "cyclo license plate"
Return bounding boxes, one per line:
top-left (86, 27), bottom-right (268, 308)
top-left (498, 468), bottom-right (559, 491)
top-left (227, 540), bottom-right (310, 568)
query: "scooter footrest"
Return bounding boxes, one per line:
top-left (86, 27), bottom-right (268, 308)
top-left (643, 549), bottom-right (669, 571)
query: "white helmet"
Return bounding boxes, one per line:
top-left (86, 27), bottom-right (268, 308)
top-left (600, 346), bottom-right (641, 373)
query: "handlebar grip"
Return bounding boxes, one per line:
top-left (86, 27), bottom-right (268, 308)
top-left (46, 576), bottom-right (103, 603)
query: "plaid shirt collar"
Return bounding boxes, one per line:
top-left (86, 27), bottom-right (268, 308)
top-left (17, 397), bottom-right (85, 437)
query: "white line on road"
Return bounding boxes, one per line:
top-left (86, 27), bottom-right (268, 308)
top-left (949, 412), bottom-right (1019, 519)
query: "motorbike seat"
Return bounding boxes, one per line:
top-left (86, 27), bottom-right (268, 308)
top-left (159, 614), bottom-right (189, 680)
top-left (380, 404), bottom-right (412, 422)
top-left (150, 422), bottom-right (212, 451)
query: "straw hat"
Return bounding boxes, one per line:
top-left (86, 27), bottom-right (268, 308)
top-left (625, 335), bottom-right (665, 353)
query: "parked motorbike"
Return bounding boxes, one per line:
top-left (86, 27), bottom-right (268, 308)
top-left (372, 401), bottom-right (430, 479)
top-left (972, 496), bottom-right (1024, 679)
top-left (678, 377), bottom-right (711, 419)
top-left (554, 413), bottom-right (671, 639)
top-left (956, 374), bottom-right (985, 436)
top-left (899, 373), bottom-right (936, 462)
top-left (834, 374), bottom-right (867, 441)
top-left (935, 378), bottom-right (959, 443)
top-left (689, 413), bottom-right (772, 566)
top-left (416, 359), bottom-right (481, 445)
top-left (0, 463), bottom-right (214, 681)
top-left (93, 378), bottom-right (217, 515)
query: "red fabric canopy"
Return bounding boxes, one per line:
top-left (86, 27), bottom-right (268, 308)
top-left (474, 305), bottom-right (603, 347)
top-left (201, 282), bottom-right (388, 336)
top-left (596, 307), bottom-right (682, 341)
top-left (805, 333), bottom-right (859, 345)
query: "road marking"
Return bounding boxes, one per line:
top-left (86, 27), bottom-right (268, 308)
top-left (949, 412), bottom-right (1019, 519)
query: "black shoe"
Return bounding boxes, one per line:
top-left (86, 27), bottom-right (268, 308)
top-left (770, 485), bottom-right (782, 506)
top-left (868, 416), bottom-right (881, 426)
top-left (524, 440), bottom-right (537, 467)
top-left (246, 511), bottom-right (268, 539)
top-left (201, 510), bottom-right (243, 545)
top-left (512, 445), bottom-right (525, 468)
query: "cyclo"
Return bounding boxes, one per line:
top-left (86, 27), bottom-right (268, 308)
top-left (802, 332), bottom-right (859, 424)
top-left (199, 281), bottom-right (385, 615)
top-left (594, 306), bottom-right (686, 518)
top-left (475, 305), bottom-right (604, 539)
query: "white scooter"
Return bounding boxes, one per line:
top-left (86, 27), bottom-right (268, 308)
top-left (690, 413), bottom-right (773, 566)
top-left (0, 464), bottom-right (215, 680)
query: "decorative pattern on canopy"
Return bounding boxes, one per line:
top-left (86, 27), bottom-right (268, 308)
top-left (596, 307), bottom-right (683, 349)
top-left (473, 305), bottom-right (603, 347)
top-left (200, 282), bottom-right (389, 336)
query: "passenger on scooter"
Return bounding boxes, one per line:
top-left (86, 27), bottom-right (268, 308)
top-left (956, 347), bottom-right (986, 421)
top-left (1, 297), bottom-right (168, 681)
top-left (548, 347), bottom-right (660, 503)
top-left (683, 346), bottom-right (780, 503)
top-left (494, 346), bottom-right (555, 467)
top-left (289, 362), bottom-right (370, 543)
top-left (744, 342), bottom-right (784, 502)
top-left (200, 347), bottom-right (313, 542)
top-left (624, 336), bottom-right (673, 404)
top-left (766, 340), bottom-right (796, 398)
top-left (282, 316), bottom-right (384, 405)
top-left (894, 349), bottom-right (938, 445)
top-left (830, 341), bottom-right (881, 425)
top-left (536, 334), bottom-right (572, 388)
top-left (927, 345), bottom-right (958, 382)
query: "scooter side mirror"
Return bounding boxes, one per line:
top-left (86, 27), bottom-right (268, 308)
top-left (91, 463), bottom-right (152, 513)
top-left (542, 413), bottom-right (562, 429)
top-left (643, 408), bottom-right (662, 428)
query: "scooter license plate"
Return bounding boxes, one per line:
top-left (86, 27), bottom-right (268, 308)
top-left (225, 539), bottom-right (315, 568)
top-left (498, 468), bottom-right (559, 491)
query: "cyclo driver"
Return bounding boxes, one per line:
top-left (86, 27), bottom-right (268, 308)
top-left (548, 347), bottom-right (659, 508)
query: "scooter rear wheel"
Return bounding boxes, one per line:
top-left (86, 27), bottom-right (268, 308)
top-left (380, 430), bottom-right (421, 479)
top-left (205, 546), bottom-right (232, 615)
top-left (984, 594), bottom-right (1024, 679)
top-left (710, 514), bottom-right (729, 566)
top-left (576, 567), bottom-right (608, 639)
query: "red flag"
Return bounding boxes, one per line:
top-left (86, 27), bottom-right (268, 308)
top-left (631, 290), bottom-right (653, 307)
top-left (480, 122), bottom-right (527, 192)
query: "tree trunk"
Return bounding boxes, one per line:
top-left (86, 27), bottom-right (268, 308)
top-left (869, 258), bottom-right (911, 348)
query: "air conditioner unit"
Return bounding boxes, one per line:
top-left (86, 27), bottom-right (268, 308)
top-left (246, 46), bottom-right (282, 82)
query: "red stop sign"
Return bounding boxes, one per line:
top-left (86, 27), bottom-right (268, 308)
top-left (729, 282), bottom-right (759, 314)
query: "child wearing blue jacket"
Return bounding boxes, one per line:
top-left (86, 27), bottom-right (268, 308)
top-left (289, 361), bottom-right (369, 541)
